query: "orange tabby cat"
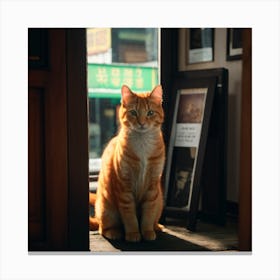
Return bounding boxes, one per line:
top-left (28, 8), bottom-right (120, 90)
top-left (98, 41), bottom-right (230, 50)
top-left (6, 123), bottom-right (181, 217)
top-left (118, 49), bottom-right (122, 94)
top-left (90, 84), bottom-right (165, 242)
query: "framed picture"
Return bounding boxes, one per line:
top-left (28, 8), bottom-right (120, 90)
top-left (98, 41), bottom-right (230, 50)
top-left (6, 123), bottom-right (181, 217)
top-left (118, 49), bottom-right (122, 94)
top-left (163, 75), bottom-right (216, 231)
top-left (187, 28), bottom-right (214, 64)
top-left (226, 28), bottom-right (243, 60)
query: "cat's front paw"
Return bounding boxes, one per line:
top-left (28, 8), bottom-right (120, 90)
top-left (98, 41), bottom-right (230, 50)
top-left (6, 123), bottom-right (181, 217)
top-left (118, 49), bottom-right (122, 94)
top-left (125, 231), bottom-right (141, 242)
top-left (102, 228), bottom-right (123, 240)
top-left (142, 230), bottom-right (156, 241)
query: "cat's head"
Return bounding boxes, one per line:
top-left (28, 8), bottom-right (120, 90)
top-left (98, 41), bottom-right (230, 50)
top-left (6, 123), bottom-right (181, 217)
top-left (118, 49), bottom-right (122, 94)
top-left (119, 85), bottom-right (164, 133)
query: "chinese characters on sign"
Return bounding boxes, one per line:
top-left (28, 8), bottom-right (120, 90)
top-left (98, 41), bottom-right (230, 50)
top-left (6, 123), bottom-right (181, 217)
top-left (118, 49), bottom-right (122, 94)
top-left (88, 63), bottom-right (158, 97)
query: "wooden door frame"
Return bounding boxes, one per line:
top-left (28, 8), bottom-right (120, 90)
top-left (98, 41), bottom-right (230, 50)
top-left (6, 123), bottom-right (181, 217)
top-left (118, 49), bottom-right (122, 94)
top-left (160, 28), bottom-right (179, 148)
top-left (238, 28), bottom-right (252, 251)
top-left (28, 28), bottom-right (89, 251)
top-left (66, 29), bottom-right (89, 251)
top-left (28, 29), bottom-right (69, 250)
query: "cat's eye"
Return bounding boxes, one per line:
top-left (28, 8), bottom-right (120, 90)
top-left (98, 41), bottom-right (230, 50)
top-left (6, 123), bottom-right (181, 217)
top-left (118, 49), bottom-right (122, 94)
top-left (147, 110), bottom-right (154, 116)
top-left (129, 110), bottom-right (137, 116)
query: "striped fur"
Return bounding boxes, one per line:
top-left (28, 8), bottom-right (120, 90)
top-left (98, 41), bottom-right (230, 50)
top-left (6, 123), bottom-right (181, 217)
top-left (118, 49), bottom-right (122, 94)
top-left (91, 85), bottom-right (165, 242)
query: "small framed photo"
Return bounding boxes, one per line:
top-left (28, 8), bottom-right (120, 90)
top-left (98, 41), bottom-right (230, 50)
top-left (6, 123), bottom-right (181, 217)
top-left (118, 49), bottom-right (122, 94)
top-left (226, 28), bottom-right (243, 61)
top-left (187, 28), bottom-right (214, 64)
top-left (164, 76), bottom-right (216, 230)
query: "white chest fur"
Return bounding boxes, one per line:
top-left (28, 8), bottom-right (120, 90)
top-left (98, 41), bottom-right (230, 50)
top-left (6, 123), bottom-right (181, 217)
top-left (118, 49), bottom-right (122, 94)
top-left (131, 131), bottom-right (155, 159)
top-left (129, 130), bottom-right (160, 193)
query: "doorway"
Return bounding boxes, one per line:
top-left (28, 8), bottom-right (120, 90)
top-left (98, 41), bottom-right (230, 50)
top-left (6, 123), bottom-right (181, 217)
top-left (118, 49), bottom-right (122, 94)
top-left (86, 28), bottom-right (160, 193)
top-left (28, 28), bottom-right (177, 251)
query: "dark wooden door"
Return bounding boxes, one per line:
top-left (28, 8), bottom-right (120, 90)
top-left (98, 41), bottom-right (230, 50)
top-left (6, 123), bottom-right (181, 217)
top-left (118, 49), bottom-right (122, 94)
top-left (28, 29), bottom-right (89, 251)
top-left (238, 28), bottom-right (252, 251)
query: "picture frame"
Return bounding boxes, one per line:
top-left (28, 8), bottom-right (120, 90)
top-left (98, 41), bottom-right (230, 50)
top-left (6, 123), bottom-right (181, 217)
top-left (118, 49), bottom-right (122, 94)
top-left (187, 28), bottom-right (214, 64)
top-left (226, 28), bottom-right (243, 61)
top-left (163, 75), bottom-right (216, 231)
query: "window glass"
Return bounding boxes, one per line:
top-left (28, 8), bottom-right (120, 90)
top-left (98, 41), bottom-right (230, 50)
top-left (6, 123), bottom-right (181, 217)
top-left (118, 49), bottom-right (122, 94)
top-left (87, 28), bottom-right (160, 175)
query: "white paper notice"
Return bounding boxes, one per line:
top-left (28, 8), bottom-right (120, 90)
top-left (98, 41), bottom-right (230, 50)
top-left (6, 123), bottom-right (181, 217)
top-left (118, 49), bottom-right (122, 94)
top-left (174, 123), bottom-right (201, 147)
top-left (189, 48), bottom-right (213, 64)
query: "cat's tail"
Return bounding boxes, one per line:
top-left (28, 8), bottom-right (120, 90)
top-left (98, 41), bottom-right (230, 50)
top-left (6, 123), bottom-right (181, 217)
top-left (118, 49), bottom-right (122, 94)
top-left (89, 192), bottom-right (99, 231)
top-left (155, 223), bottom-right (165, 232)
top-left (89, 216), bottom-right (99, 231)
top-left (89, 192), bottom-right (96, 205)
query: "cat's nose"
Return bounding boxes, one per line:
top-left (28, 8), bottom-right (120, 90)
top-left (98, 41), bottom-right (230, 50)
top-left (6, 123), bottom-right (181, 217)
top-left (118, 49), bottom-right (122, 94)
top-left (138, 119), bottom-right (145, 127)
top-left (138, 122), bottom-right (146, 129)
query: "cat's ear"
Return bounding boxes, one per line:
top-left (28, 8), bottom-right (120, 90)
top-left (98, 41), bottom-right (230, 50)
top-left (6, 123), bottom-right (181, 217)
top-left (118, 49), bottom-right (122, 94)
top-left (150, 85), bottom-right (163, 105)
top-left (121, 85), bottom-right (135, 106)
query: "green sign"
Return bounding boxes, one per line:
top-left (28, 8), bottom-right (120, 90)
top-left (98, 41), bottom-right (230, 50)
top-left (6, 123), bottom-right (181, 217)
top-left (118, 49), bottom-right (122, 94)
top-left (88, 63), bottom-right (158, 98)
